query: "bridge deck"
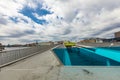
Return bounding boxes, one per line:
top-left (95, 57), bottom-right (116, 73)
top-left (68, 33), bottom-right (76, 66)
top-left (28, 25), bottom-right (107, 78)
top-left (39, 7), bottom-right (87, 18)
top-left (0, 45), bottom-right (120, 80)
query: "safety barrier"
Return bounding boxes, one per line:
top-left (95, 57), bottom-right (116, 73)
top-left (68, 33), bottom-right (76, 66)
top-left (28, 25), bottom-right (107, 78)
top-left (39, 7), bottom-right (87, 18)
top-left (0, 45), bottom-right (57, 67)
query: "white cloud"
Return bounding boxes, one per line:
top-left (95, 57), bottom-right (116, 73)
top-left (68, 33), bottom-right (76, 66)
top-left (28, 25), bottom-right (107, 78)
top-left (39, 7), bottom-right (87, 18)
top-left (44, 0), bottom-right (120, 39)
top-left (0, 0), bottom-right (120, 44)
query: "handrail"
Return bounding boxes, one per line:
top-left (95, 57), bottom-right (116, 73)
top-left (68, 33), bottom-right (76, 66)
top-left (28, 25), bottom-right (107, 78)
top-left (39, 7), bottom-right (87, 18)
top-left (0, 45), bottom-right (57, 68)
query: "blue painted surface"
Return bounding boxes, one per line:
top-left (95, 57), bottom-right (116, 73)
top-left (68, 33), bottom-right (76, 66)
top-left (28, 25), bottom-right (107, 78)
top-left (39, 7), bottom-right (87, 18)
top-left (95, 48), bottom-right (120, 62)
top-left (53, 48), bottom-right (71, 66)
top-left (53, 47), bottom-right (120, 66)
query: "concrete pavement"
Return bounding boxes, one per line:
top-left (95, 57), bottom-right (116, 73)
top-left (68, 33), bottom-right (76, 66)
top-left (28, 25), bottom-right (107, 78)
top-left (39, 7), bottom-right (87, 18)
top-left (0, 50), bottom-right (61, 80)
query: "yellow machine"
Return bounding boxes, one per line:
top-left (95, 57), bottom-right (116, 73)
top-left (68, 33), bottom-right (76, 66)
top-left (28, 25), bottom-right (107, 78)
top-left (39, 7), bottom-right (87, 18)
top-left (64, 41), bottom-right (76, 47)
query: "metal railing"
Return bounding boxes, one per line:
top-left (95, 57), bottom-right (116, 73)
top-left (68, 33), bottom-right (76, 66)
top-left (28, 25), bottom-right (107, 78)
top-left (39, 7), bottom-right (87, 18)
top-left (0, 45), bottom-right (57, 67)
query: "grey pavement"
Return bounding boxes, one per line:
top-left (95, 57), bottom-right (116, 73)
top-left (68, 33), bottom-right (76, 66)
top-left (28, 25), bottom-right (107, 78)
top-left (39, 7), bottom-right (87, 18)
top-left (59, 66), bottom-right (120, 80)
top-left (0, 50), bottom-right (61, 80)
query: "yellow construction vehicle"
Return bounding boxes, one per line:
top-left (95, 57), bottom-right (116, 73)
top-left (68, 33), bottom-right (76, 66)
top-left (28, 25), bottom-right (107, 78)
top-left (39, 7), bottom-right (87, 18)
top-left (64, 41), bottom-right (76, 47)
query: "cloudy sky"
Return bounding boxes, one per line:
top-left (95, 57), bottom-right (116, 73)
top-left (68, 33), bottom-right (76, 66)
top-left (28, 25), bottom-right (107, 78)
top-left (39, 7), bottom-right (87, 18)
top-left (0, 0), bottom-right (120, 45)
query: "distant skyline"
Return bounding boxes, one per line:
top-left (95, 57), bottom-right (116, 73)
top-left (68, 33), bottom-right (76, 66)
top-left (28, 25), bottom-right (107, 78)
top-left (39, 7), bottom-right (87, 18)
top-left (0, 0), bottom-right (120, 45)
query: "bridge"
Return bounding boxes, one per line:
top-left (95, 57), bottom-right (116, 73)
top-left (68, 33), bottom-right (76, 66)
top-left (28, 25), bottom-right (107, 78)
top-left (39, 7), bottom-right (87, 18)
top-left (0, 44), bottom-right (120, 80)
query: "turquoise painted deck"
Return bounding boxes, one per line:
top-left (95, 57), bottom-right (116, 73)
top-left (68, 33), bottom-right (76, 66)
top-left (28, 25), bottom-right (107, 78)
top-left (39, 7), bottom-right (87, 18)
top-left (53, 47), bottom-right (120, 66)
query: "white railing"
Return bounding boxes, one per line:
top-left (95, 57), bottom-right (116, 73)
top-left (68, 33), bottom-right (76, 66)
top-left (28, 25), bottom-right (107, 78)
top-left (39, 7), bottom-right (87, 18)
top-left (0, 45), bottom-right (56, 67)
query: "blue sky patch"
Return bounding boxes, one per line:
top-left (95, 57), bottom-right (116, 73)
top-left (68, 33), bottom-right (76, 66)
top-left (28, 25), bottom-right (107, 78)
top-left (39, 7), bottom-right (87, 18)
top-left (19, 5), bottom-right (52, 25)
top-left (10, 16), bottom-right (29, 23)
top-left (21, 18), bottom-right (29, 23)
top-left (10, 17), bottom-right (19, 23)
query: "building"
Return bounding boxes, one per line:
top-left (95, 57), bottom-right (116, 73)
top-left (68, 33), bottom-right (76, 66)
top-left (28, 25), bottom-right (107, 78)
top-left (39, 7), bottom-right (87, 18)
top-left (115, 31), bottom-right (120, 38)
top-left (0, 43), bottom-right (4, 51)
top-left (26, 43), bottom-right (37, 47)
top-left (113, 31), bottom-right (120, 42)
top-left (56, 41), bottom-right (64, 44)
top-left (38, 41), bottom-right (54, 46)
top-left (79, 38), bottom-right (103, 43)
